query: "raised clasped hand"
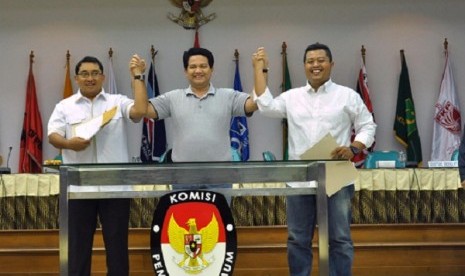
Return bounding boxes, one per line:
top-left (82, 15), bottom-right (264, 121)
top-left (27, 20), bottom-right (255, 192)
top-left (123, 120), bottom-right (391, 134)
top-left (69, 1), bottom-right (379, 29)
top-left (129, 54), bottom-right (146, 75)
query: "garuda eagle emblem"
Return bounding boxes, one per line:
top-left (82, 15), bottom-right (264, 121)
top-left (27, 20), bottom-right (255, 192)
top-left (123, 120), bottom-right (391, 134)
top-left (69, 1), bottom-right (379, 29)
top-left (168, 0), bottom-right (216, 29)
top-left (168, 213), bottom-right (219, 272)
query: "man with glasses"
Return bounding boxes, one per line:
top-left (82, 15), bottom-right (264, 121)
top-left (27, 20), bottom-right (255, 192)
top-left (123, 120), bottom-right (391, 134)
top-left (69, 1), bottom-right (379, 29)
top-left (252, 43), bottom-right (376, 276)
top-left (48, 55), bottom-right (148, 276)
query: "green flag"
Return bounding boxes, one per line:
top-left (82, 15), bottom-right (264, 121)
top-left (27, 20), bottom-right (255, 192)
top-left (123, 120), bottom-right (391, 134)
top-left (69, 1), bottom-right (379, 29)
top-left (282, 43), bottom-right (292, 160)
top-left (394, 50), bottom-right (423, 167)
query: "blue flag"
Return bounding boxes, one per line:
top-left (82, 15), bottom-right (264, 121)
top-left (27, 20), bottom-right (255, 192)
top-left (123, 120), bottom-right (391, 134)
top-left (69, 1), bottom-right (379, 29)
top-left (140, 62), bottom-right (166, 163)
top-left (230, 59), bottom-right (249, 161)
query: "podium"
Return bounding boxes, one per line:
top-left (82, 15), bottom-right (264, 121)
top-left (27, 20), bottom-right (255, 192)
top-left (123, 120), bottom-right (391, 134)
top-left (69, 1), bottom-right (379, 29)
top-left (58, 160), bottom-right (331, 276)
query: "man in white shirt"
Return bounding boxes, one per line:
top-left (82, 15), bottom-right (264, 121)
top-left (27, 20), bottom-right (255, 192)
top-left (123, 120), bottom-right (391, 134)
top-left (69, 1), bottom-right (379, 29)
top-left (48, 55), bottom-right (147, 276)
top-left (253, 44), bottom-right (376, 276)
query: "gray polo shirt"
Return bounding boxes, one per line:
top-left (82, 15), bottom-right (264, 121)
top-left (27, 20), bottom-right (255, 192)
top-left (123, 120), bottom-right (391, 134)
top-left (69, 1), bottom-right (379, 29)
top-left (150, 84), bottom-right (250, 162)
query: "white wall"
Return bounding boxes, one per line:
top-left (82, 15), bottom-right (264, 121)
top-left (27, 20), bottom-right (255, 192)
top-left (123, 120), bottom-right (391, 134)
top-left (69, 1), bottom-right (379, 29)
top-left (1, 0), bottom-right (465, 172)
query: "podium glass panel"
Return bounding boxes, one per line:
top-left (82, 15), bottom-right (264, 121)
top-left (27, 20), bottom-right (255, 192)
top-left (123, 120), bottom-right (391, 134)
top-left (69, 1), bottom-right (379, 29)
top-left (58, 160), bottom-right (331, 276)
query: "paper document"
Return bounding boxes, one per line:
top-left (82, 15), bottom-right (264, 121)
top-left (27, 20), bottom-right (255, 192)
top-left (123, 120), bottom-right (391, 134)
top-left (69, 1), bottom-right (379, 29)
top-left (72, 106), bottom-right (118, 140)
top-left (299, 133), bottom-right (358, 197)
top-left (300, 133), bottom-right (339, 160)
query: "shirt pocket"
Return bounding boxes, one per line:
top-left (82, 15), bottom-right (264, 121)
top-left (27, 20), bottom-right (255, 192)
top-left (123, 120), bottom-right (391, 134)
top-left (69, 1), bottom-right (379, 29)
top-left (65, 114), bottom-right (87, 139)
top-left (66, 114), bottom-right (87, 126)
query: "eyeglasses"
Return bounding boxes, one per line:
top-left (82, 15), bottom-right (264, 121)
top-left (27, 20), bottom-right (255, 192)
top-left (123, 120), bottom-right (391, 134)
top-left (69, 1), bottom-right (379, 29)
top-left (77, 71), bottom-right (102, 79)
top-left (306, 58), bottom-right (329, 65)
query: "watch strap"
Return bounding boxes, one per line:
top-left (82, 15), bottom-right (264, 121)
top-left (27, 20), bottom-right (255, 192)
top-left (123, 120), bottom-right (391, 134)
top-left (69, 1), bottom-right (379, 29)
top-left (134, 74), bottom-right (145, 81)
top-left (350, 145), bottom-right (361, 155)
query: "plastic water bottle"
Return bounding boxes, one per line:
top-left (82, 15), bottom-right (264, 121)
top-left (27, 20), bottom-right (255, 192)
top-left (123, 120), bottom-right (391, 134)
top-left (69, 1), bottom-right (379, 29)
top-left (398, 151), bottom-right (406, 168)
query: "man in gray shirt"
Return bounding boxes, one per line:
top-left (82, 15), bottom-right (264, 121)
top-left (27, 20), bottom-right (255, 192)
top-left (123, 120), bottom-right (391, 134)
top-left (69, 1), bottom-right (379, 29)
top-left (146, 47), bottom-right (258, 189)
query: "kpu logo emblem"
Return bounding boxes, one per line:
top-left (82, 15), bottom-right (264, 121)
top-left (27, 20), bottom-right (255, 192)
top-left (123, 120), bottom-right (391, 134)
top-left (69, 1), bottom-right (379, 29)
top-left (151, 190), bottom-right (237, 275)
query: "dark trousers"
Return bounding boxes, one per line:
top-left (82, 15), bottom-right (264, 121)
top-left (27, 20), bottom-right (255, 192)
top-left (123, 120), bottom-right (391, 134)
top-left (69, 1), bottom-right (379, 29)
top-left (68, 198), bottom-right (130, 276)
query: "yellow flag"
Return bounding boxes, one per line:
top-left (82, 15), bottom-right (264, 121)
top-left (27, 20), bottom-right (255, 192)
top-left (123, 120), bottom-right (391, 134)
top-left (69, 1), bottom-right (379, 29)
top-left (63, 51), bottom-right (73, 99)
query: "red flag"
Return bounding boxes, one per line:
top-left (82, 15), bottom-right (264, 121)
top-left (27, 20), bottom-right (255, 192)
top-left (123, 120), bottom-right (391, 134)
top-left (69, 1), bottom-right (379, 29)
top-left (19, 52), bottom-right (43, 173)
top-left (194, 29), bottom-right (200, 48)
top-left (352, 57), bottom-right (375, 167)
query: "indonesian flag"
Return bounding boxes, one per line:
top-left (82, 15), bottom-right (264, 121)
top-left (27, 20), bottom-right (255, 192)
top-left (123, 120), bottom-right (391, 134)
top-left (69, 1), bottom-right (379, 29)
top-left (431, 50), bottom-right (461, 161)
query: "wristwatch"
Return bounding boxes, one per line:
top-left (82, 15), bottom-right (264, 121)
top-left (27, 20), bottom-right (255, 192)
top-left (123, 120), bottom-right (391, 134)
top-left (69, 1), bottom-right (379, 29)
top-left (134, 74), bottom-right (145, 81)
top-left (350, 145), bottom-right (361, 155)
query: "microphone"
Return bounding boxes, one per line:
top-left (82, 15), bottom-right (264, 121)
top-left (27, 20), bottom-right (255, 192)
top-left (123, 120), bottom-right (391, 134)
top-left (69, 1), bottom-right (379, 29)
top-left (0, 146), bottom-right (12, 174)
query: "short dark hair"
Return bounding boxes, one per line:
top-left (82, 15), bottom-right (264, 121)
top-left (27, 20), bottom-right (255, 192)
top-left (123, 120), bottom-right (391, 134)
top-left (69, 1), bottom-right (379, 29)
top-left (183, 47), bottom-right (214, 70)
top-left (303, 43), bottom-right (333, 63)
top-left (75, 56), bottom-right (104, 75)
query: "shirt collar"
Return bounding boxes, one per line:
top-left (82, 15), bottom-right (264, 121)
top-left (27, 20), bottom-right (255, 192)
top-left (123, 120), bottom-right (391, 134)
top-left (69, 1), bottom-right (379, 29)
top-left (185, 84), bottom-right (215, 97)
top-left (307, 79), bottom-right (334, 94)
top-left (75, 88), bottom-right (107, 103)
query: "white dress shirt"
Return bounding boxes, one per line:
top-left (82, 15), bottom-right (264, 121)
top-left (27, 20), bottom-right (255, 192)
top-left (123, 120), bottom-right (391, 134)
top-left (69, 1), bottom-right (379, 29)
top-left (255, 79), bottom-right (376, 187)
top-left (48, 89), bottom-right (135, 192)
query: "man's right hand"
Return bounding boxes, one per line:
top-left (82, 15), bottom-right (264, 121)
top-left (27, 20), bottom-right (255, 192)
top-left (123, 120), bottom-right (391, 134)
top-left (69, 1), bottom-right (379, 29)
top-left (252, 47), bottom-right (268, 70)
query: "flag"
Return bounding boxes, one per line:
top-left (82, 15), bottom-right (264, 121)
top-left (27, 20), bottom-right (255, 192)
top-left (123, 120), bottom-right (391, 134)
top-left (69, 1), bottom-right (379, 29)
top-left (431, 49), bottom-right (461, 161)
top-left (63, 51), bottom-right (73, 99)
top-left (352, 57), bottom-right (375, 167)
top-left (281, 43), bottom-right (292, 160)
top-left (394, 50), bottom-right (423, 167)
top-left (55, 51), bottom-right (74, 161)
top-left (230, 58), bottom-right (249, 161)
top-left (140, 61), bottom-right (166, 162)
top-left (107, 55), bottom-right (117, 94)
top-left (194, 29), bottom-right (200, 48)
top-left (19, 52), bottom-right (43, 173)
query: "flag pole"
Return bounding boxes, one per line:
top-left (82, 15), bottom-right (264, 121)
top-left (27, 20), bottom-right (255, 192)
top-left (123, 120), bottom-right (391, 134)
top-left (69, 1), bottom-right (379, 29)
top-left (361, 45), bottom-right (366, 65)
top-left (59, 50), bottom-right (72, 156)
top-left (281, 42), bottom-right (289, 159)
top-left (151, 45), bottom-right (158, 87)
top-left (443, 38), bottom-right (448, 59)
top-left (151, 44), bottom-right (158, 64)
top-left (109, 47), bottom-right (113, 59)
top-left (30, 50), bottom-right (34, 66)
top-left (443, 38), bottom-right (449, 66)
top-left (63, 50), bottom-right (73, 99)
top-left (281, 42), bottom-right (287, 92)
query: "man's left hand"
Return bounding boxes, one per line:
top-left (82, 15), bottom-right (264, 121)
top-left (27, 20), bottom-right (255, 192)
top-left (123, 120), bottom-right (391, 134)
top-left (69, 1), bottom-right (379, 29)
top-left (331, 146), bottom-right (353, 160)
